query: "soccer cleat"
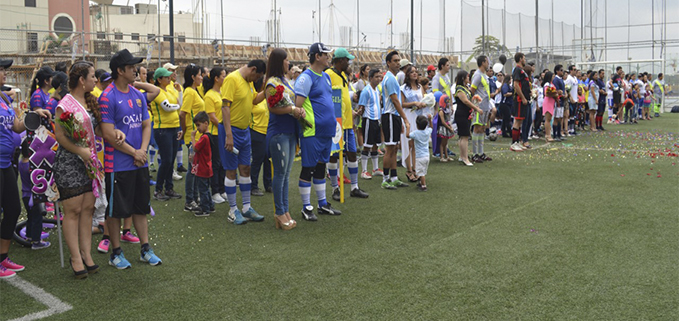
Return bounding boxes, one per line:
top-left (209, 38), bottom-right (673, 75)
top-left (97, 239), bottom-right (110, 253)
top-left (229, 208), bottom-right (248, 225)
top-left (212, 193), bottom-right (225, 204)
top-left (350, 188), bottom-right (369, 198)
top-left (184, 202), bottom-right (201, 213)
top-left (220, 192), bottom-right (227, 200)
top-left (510, 143), bottom-right (524, 152)
top-left (176, 165), bottom-right (188, 173)
top-left (251, 188), bottom-right (264, 197)
top-left (332, 187), bottom-right (341, 201)
top-left (109, 252), bottom-right (131, 269)
top-left (121, 231), bottom-right (140, 244)
top-left (172, 171), bottom-right (183, 181)
top-left (140, 248), bottom-right (162, 266)
top-left (319, 202), bottom-right (342, 215)
top-left (381, 181), bottom-right (397, 190)
top-left (361, 171), bottom-right (372, 179)
top-left (372, 169), bottom-right (384, 176)
top-left (391, 179), bottom-right (409, 188)
top-left (301, 206), bottom-right (318, 221)
top-left (153, 190), bottom-right (170, 201)
top-left (242, 208), bottom-right (265, 222)
top-left (164, 189), bottom-right (182, 199)
top-left (472, 154), bottom-right (484, 163)
top-left (480, 154), bottom-right (493, 161)
top-left (343, 176), bottom-right (351, 184)
top-left (31, 241), bottom-right (51, 250)
top-left (194, 211), bottom-right (210, 217)
top-left (1, 258), bottom-right (25, 272)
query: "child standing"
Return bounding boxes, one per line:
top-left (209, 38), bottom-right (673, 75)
top-left (407, 115), bottom-right (433, 191)
top-left (190, 112), bottom-right (214, 217)
top-left (18, 139), bottom-right (50, 250)
top-left (437, 95), bottom-right (455, 162)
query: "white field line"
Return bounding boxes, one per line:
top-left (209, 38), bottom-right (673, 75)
top-left (485, 142), bottom-right (648, 154)
top-left (5, 276), bottom-right (72, 321)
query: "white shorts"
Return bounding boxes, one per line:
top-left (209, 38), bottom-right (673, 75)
top-left (554, 107), bottom-right (564, 118)
top-left (416, 157), bottom-right (430, 177)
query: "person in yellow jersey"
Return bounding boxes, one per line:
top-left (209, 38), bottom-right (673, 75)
top-left (163, 62), bottom-right (187, 173)
top-left (202, 66), bottom-right (227, 204)
top-left (179, 64), bottom-right (205, 212)
top-left (92, 70), bottom-right (112, 98)
top-left (150, 67), bottom-right (184, 202)
top-left (249, 78), bottom-right (271, 197)
top-left (219, 60), bottom-right (266, 225)
top-left (326, 48), bottom-right (369, 201)
top-left (197, 66), bottom-right (209, 97)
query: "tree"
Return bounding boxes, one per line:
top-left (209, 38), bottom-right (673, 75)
top-left (465, 35), bottom-right (510, 63)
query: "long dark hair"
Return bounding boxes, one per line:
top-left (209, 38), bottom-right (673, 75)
top-left (266, 48), bottom-right (288, 81)
top-left (68, 61), bottom-right (101, 123)
top-left (203, 67), bottom-right (225, 94)
top-left (30, 66), bottom-right (55, 98)
top-left (542, 71), bottom-right (553, 87)
top-left (455, 70), bottom-right (468, 87)
top-left (403, 65), bottom-right (420, 90)
top-left (359, 64), bottom-right (369, 79)
top-left (183, 64), bottom-right (202, 89)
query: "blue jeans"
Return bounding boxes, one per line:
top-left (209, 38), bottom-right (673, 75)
top-left (250, 129), bottom-right (271, 191)
top-left (268, 133), bottom-right (296, 216)
top-left (153, 127), bottom-right (179, 192)
top-left (184, 145), bottom-right (199, 204)
top-left (195, 177), bottom-right (214, 212)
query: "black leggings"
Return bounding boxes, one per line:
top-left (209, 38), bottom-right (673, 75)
top-left (499, 103), bottom-right (512, 136)
top-left (0, 167), bottom-right (22, 241)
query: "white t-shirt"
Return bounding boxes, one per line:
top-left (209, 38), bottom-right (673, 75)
top-left (606, 81), bottom-right (613, 98)
top-left (396, 71), bottom-right (406, 86)
top-left (636, 79), bottom-right (646, 94)
top-left (566, 75), bottom-right (578, 102)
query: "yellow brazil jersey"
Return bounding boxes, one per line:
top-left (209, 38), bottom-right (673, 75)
top-left (167, 80), bottom-right (179, 98)
top-left (197, 83), bottom-right (205, 98)
top-left (250, 99), bottom-right (269, 135)
top-left (92, 86), bottom-right (102, 98)
top-left (326, 68), bottom-right (353, 129)
top-left (203, 89), bottom-right (222, 136)
top-left (221, 70), bottom-right (256, 130)
top-left (150, 88), bottom-right (180, 129)
top-left (181, 87), bottom-right (205, 144)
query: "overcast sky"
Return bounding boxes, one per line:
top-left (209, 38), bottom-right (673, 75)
top-left (111, 0), bottom-right (677, 64)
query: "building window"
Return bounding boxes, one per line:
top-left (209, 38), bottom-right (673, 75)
top-left (25, 0), bottom-right (36, 7)
top-left (97, 32), bottom-right (105, 40)
top-left (131, 33), bottom-right (140, 41)
top-left (52, 15), bottom-right (74, 38)
top-left (147, 34), bottom-right (155, 41)
top-left (114, 32), bottom-right (123, 40)
top-left (178, 35), bottom-right (186, 43)
top-left (27, 32), bottom-right (38, 52)
top-left (163, 35), bottom-right (172, 42)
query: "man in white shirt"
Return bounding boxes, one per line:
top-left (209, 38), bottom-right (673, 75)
top-left (396, 59), bottom-right (411, 86)
top-left (565, 65), bottom-right (579, 136)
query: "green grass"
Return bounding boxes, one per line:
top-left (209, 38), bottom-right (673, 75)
top-left (2, 114), bottom-right (678, 320)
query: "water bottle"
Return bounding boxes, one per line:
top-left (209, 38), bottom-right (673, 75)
top-left (231, 147), bottom-right (239, 155)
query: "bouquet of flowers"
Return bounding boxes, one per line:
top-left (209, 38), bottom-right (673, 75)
top-left (55, 111), bottom-right (104, 181)
top-left (267, 85), bottom-right (312, 128)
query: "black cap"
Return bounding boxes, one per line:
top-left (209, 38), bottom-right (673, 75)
top-left (37, 66), bottom-right (56, 78)
top-left (51, 71), bottom-right (68, 91)
top-left (109, 49), bottom-right (144, 72)
top-left (0, 59), bottom-right (12, 69)
top-left (308, 42), bottom-right (332, 57)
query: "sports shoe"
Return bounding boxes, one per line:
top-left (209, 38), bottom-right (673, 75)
top-left (194, 211), bottom-right (210, 217)
top-left (1, 258), bottom-right (24, 272)
top-left (164, 189), bottom-right (182, 199)
top-left (372, 169), bottom-right (384, 177)
top-left (220, 192), bottom-right (227, 200)
top-left (140, 248), bottom-right (162, 266)
top-left (418, 185), bottom-right (428, 192)
top-left (510, 143), bottom-right (523, 152)
top-left (391, 179), bottom-right (409, 188)
top-left (301, 206), bottom-right (317, 221)
top-left (184, 201), bottom-right (200, 212)
top-left (109, 251), bottom-right (131, 269)
top-left (332, 187), bottom-right (341, 201)
top-left (31, 241), bottom-right (51, 250)
top-left (480, 154), bottom-right (493, 161)
top-left (318, 202), bottom-right (342, 215)
top-left (149, 163), bottom-right (157, 172)
top-left (361, 171), bottom-right (372, 179)
top-left (121, 231), bottom-right (140, 244)
top-left (343, 176), bottom-right (351, 184)
top-left (251, 188), bottom-right (264, 197)
top-left (228, 208), bottom-right (247, 225)
top-left (0, 265), bottom-right (16, 278)
top-left (242, 208), bottom-right (265, 222)
top-left (448, 150), bottom-right (457, 157)
top-left (176, 165), bottom-right (188, 173)
top-left (212, 193), bottom-right (225, 204)
top-left (654, 113), bottom-right (660, 117)
top-left (150, 180), bottom-right (157, 186)
top-left (172, 171), bottom-right (183, 181)
top-left (265, 187), bottom-right (273, 193)
top-left (472, 154), bottom-right (484, 163)
top-left (381, 181), bottom-right (397, 190)
top-left (153, 190), bottom-right (170, 201)
top-left (350, 188), bottom-right (369, 198)
top-left (97, 239), bottom-right (110, 253)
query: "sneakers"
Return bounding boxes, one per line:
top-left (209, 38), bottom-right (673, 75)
top-left (391, 179), bottom-right (409, 188)
top-left (654, 113), bottom-right (660, 117)
top-left (318, 202), bottom-right (342, 215)
top-left (472, 154), bottom-right (484, 163)
top-left (350, 188), bottom-right (369, 198)
top-left (176, 165), bottom-right (188, 173)
top-left (480, 154), bottom-right (493, 161)
top-left (172, 171), bottom-right (183, 181)
top-left (510, 143), bottom-right (524, 152)
top-left (184, 201), bottom-right (200, 212)
top-left (140, 248), bottom-right (162, 266)
top-left (220, 192), bottom-right (227, 200)
top-left (332, 187), bottom-right (341, 201)
top-left (242, 208), bottom-right (265, 222)
top-left (164, 189), bottom-right (182, 199)
top-left (251, 188), bottom-right (264, 197)
top-left (97, 239), bottom-right (110, 253)
top-left (212, 193), bottom-right (225, 204)
top-left (361, 171), bottom-right (372, 179)
top-left (418, 184), bottom-right (428, 192)
top-left (121, 231), bottom-right (140, 244)
top-left (1, 257), bottom-right (25, 272)
top-left (109, 251), bottom-right (131, 269)
top-left (228, 208), bottom-right (248, 225)
top-left (301, 206), bottom-right (318, 221)
top-left (149, 163), bottom-right (157, 172)
top-left (372, 169), bottom-right (384, 177)
top-left (153, 190), bottom-right (170, 201)
top-left (381, 181), bottom-right (397, 190)
top-left (194, 211), bottom-right (210, 217)
top-left (32, 241), bottom-right (51, 250)
top-left (0, 265), bottom-right (16, 278)
top-left (150, 180), bottom-right (157, 186)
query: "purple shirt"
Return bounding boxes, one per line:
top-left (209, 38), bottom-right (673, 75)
top-left (45, 97), bottom-right (59, 116)
top-left (0, 92), bottom-right (16, 169)
top-left (30, 89), bottom-right (50, 111)
top-left (98, 83), bottom-right (150, 173)
top-left (19, 160), bottom-right (31, 198)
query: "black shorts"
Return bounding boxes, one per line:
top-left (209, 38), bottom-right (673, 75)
top-left (454, 115), bottom-right (471, 137)
top-left (613, 92), bottom-right (622, 104)
top-left (597, 102), bottom-right (606, 114)
top-left (362, 118), bottom-right (381, 148)
top-left (512, 101), bottom-right (529, 120)
top-left (105, 167), bottom-right (151, 219)
top-left (381, 113), bottom-right (402, 146)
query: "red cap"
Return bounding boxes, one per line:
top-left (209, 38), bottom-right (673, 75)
top-left (427, 65), bottom-right (436, 72)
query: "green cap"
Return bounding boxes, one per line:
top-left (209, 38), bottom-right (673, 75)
top-left (333, 48), bottom-right (355, 60)
top-left (153, 67), bottom-right (173, 80)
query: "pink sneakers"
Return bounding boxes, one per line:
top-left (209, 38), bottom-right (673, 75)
top-left (0, 265), bottom-right (15, 278)
top-left (121, 231), bottom-right (140, 244)
top-left (97, 239), bottom-right (110, 253)
top-left (2, 257), bottom-right (25, 272)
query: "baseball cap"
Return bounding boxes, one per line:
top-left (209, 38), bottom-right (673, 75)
top-left (333, 48), bottom-right (355, 60)
top-left (99, 72), bottom-right (112, 82)
top-left (0, 59), bottom-right (13, 69)
top-left (308, 42), bottom-right (332, 57)
top-left (153, 68), bottom-right (173, 80)
top-left (427, 65), bottom-right (436, 72)
top-left (163, 62), bottom-right (178, 71)
top-left (37, 66), bottom-right (56, 79)
top-left (399, 59), bottom-right (412, 69)
top-left (51, 71), bottom-right (68, 91)
top-left (110, 49), bottom-right (144, 72)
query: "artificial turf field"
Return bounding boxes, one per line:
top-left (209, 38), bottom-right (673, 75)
top-left (1, 113), bottom-right (678, 320)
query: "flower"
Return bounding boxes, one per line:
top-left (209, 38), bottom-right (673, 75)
top-left (60, 111), bottom-right (72, 122)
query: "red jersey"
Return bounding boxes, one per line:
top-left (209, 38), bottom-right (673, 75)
top-left (192, 134), bottom-right (212, 178)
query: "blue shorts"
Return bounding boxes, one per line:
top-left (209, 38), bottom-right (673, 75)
top-left (218, 124), bottom-right (252, 170)
top-left (300, 136), bottom-right (332, 168)
top-left (332, 129), bottom-right (357, 157)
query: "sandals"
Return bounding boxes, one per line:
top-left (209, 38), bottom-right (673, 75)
top-left (406, 171), bottom-right (418, 182)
